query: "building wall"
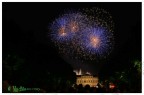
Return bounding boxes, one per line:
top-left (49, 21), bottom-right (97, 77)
top-left (76, 75), bottom-right (98, 87)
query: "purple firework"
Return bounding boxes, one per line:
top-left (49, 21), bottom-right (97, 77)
top-left (76, 26), bottom-right (113, 59)
top-left (50, 15), bottom-right (71, 43)
top-left (49, 9), bottom-right (114, 60)
top-left (50, 12), bottom-right (89, 43)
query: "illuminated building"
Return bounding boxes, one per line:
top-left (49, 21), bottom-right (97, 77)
top-left (74, 69), bottom-right (99, 87)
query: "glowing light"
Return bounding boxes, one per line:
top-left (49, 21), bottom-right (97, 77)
top-left (69, 21), bottom-right (79, 33)
top-left (59, 27), bottom-right (67, 36)
top-left (109, 83), bottom-right (115, 89)
top-left (90, 35), bottom-right (100, 48)
top-left (74, 69), bottom-right (82, 75)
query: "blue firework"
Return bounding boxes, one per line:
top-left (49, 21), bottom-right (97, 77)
top-left (77, 26), bottom-right (112, 57)
top-left (49, 8), bottom-right (114, 60)
top-left (50, 15), bottom-right (72, 43)
top-left (50, 12), bottom-right (89, 43)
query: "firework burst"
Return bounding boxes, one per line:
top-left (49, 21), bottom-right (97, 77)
top-left (75, 27), bottom-right (113, 60)
top-left (50, 12), bottom-right (89, 42)
top-left (49, 8), bottom-right (114, 61)
top-left (49, 12), bottom-right (90, 56)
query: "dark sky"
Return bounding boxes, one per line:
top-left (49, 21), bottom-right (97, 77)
top-left (2, 2), bottom-right (141, 77)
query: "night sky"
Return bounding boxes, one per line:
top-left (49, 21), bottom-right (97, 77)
top-left (3, 2), bottom-right (141, 79)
